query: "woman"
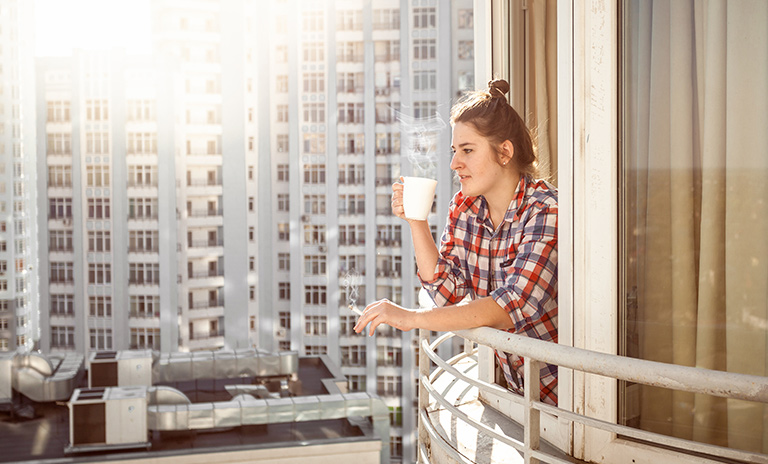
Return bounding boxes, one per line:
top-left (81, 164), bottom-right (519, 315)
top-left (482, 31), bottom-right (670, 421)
top-left (354, 79), bottom-right (558, 405)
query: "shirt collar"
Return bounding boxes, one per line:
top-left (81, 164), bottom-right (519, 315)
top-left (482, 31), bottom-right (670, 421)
top-left (471, 175), bottom-right (529, 227)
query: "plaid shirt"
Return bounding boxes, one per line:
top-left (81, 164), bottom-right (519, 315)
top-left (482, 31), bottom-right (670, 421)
top-left (420, 175), bottom-right (558, 405)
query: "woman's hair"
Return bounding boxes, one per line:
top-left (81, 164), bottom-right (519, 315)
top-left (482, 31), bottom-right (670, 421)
top-left (450, 79), bottom-right (537, 177)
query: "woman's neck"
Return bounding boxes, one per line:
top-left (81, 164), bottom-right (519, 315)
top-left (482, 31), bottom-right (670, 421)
top-left (485, 172), bottom-right (522, 229)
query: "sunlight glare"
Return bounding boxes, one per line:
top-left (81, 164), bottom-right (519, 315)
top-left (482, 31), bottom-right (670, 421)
top-left (35, 0), bottom-right (152, 56)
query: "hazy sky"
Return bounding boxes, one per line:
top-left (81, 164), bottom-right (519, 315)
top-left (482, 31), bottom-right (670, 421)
top-left (35, 0), bottom-right (153, 56)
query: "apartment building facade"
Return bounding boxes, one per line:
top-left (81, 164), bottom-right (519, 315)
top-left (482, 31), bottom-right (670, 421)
top-left (34, 1), bottom-right (472, 462)
top-left (0, 0), bottom-right (38, 354)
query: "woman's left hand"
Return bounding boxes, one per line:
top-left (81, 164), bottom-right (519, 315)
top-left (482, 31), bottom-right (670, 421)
top-left (354, 299), bottom-right (418, 336)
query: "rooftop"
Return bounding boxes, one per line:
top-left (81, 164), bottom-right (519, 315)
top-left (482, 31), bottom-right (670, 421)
top-left (0, 357), bottom-right (384, 464)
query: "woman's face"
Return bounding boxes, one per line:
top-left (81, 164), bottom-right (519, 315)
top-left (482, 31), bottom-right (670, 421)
top-left (450, 122), bottom-right (507, 198)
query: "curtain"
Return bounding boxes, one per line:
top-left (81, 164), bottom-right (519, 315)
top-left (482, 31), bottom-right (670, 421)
top-left (527, 0), bottom-right (558, 184)
top-left (626, 0), bottom-right (768, 453)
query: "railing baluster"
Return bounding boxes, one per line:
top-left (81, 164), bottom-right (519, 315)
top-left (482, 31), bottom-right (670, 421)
top-left (524, 357), bottom-right (541, 464)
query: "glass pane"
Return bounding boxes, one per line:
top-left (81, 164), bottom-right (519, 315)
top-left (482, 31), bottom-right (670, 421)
top-left (620, 0), bottom-right (768, 454)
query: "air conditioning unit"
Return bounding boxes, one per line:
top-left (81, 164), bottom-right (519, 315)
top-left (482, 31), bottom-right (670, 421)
top-left (62, 218), bottom-right (72, 226)
top-left (89, 350), bottom-right (153, 388)
top-left (276, 328), bottom-right (287, 338)
top-left (318, 245), bottom-right (327, 253)
top-left (66, 386), bottom-right (149, 453)
top-left (301, 214), bottom-right (311, 223)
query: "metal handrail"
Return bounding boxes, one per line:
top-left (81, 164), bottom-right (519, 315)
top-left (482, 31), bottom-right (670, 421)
top-left (417, 328), bottom-right (768, 464)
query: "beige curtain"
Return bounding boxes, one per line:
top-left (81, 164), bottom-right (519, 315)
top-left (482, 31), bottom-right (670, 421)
top-left (527, 0), bottom-right (558, 184)
top-left (627, 0), bottom-right (768, 453)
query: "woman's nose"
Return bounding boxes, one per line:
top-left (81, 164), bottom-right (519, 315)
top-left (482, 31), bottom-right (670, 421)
top-left (450, 152), bottom-right (461, 170)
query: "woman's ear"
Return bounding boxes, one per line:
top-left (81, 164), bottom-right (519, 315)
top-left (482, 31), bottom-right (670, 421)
top-left (499, 140), bottom-right (515, 166)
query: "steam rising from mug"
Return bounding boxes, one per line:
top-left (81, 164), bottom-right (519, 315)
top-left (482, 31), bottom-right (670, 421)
top-left (395, 107), bottom-right (448, 178)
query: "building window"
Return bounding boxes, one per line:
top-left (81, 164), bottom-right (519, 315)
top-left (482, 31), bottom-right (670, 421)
top-left (90, 328), bottom-right (113, 350)
top-left (279, 340), bottom-right (291, 351)
top-left (249, 286), bottom-right (255, 300)
top-left (50, 261), bottom-right (74, 283)
top-left (304, 285), bottom-right (327, 306)
top-left (249, 226), bottom-right (255, 241)
top-left (302, 10), bottom-right (324, 32)
top-left (304, 255), bottom-right (327, 276)
top-left (249, 256), bottom-right (255, 271)
top-left (51, 325), bottom-right (75, 348)
top-left (276, 75), bottom-right (288, 93)
top-left (276, 104), bottom-right (289, 123)
top-left (276, 134), bottom-right (289, 152)
top-left (48, 165), bottom-right (72, 187)
top-left (89, 296), bottom-right (112, 317)
top-left (128, 230), bottom-right (157, 253)
top-left (377, 345), bottom-right (403, 367)
top-left (46, 100), bottom-right (71, 122)
top-left (339, 194), bottom-right (365, 215)
top-left (303, 72), bottom-right (325, 93)
top-left (338, 164), bottom-right (365, 185)
top-left (130, 327), bottom-right (160, 350)
top-left (340, 316), bottom-right (360, 337)
top-left (303, 194), bottom-right (326, 215)
top-left (50, 294), bottom-right (74, 316)
top-left (277, 193), bottom-right (289, 211)
top-left (128, 198), bottom-right (157, 219)
top-left (278, 253), bottom-right (290, 271)
top-left (304, 345), bottom-right (327, 356)
top-left (275, 45), bottom-right (287, 63)
top-left (338, 102), bottom-right (365, 124)
top-left (303, 42), bottom-right (325, 61)
top-left (303, 164), bottom-right (326, 184)
top-left (302, 103), bottom-right (325, 123)
top-left (389, 406), bottom-right (403, 427)
top-left (341, 345), bottom-right (366, 367)
top-left (87, 230), bottom-right (111, 252)
top-left (390, 436), bottom-right (403, 459)
top-left (279, 311), bottom-right (291, 329)
top-left (338, 9), bottom-right (363, 31)
top-left (277, 164), bottom-right (289, 181)
top-left (46, 133), bottom-right (72, 155)
top-left (377, 375), bottom-right (402, 396)
top-left (248, 197), bottom-right (254, 212)
top-left (129, 295), bottom-right (159, 318)
top-left (128, 165), bottom-right (157, 187)
top-left (303, 224), bottom-right (326, 245)
top-left (413, 7), bottom-right (436, 28)
top-left (458, 9), bottom-right (473, 29)
top-left (128, 263), bottom-right (160, 285)
top-left (86, 132), bottom-right (110, 154)
top-left (347, 374), bottom-right (366, 392)
top-left (87, 198), bottom-right (111, 219)
top-left (458, 40), bottom-right (474, 60)
top-left (88, 263), bottom-right (112, 284)
top-left (49, 198), bottom-right (73, 219)
top-left (413, 38), bottom-right (436, 60)
top-left (49, 230), bottom-right (74, 251)
top-left (413, 70), bottom-right (437, 91)
top-left (278, 284), bottom-right (290, 301)
top-left (338, 224), bottom-right (366, 246)
top-left (413, 101), bottom-right (437, 119)
top-left (277, 223), bottom-right (289, 241)
top-left (302, 133), bottom-right (325, 154)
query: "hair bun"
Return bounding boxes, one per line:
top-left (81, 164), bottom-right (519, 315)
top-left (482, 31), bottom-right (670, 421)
top-left (488, 79), bottom-right (510, 99)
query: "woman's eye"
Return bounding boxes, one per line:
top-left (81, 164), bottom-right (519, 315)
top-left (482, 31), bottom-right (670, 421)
top-left (464, 149), bottom-right (472, 154)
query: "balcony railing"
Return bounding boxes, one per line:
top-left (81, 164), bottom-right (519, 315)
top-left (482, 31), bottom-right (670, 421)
top-left (417, 328), bottom-right (768, 464)
top-left (188, 208), bottom-right (223, 218)
top-left (188, 238), bottom-right (223, 248)
top-left (190, 329), bottom-right (225, 340)
top-left (190, 298), bottom-right (224, 310)
top-left (188, 269), bottom-right (224, 279)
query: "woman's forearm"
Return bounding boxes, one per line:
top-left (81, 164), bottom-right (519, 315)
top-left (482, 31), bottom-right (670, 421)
top-left (409, 220), bottom-right (440, 281)
top-left (413, 297), bottom-right (514, 332)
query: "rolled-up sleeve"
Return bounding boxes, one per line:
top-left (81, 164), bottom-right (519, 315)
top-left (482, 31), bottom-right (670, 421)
top-left (419, 198), bottom-right (471, 307)
top-left (491, 205), bottom-right (558, 336)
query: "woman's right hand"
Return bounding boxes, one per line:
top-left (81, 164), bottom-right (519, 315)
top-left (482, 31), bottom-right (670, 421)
top-left (391, 177), bottom-right (406, 220)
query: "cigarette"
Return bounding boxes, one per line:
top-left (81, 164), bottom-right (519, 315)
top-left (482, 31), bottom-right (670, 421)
top-left (348, 304), bottom-right (364, 316)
